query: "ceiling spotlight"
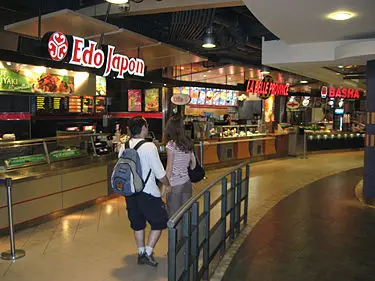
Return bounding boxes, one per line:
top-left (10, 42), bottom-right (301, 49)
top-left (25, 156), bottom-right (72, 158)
top-left (327, 11), bottom-right (356, 21)
top-left (338, 65), bottom-right (344, 68)
top-left (106, 0), bottom-right (129, 3)
top-left (163, 84), bottom-right (167, 86)
top-left (300, 80), bottom-right (308, 84)
top-left (202, 28), bottom-right (216, 49)
top-left (204, 75), bottom-right (207, 78)
top-left (181, 66), bottom-right (184, 70)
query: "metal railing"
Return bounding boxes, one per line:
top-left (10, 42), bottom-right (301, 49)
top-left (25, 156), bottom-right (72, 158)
top-left (167, 161), bottom-right (250, 281)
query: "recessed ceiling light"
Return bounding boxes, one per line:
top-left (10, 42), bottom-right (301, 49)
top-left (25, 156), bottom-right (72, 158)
top-left (163, 84), bottom-right (167, 86)
top-left (105, 0), bottom-right (129, 4)
top-left (338, 65), bottom-right (344, 68)
top-left (181, 66), bottom-right (184, 70)
top-left (300, 80), bottom-right (308, 84)
top-left (327, 11), bottom-right (356, 21)
top-left (204, 75), bottom-right (207, 78)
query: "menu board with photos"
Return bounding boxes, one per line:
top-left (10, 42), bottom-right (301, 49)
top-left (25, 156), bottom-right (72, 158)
top-left (145, 89), bottom-right (159, 112)
top-left (128, 89), bottom-right (142, 112)
top-left (82, 96), bottom-right (94, 114)
top-left (95, 97), bottom-right (105, 113)
top-left (173, 86), bottom-right (239, 107)
top-left (69, 96), bottom-right (82, 113)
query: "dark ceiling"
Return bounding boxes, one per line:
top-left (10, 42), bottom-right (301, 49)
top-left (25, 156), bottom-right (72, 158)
top-left (108, 6), bottom-right (278, 67)
top-left (0, 1), bottom-right (277, 69)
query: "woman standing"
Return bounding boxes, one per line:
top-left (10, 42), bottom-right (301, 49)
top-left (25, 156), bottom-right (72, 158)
top-left (165, 115), bottom-right (196, 217)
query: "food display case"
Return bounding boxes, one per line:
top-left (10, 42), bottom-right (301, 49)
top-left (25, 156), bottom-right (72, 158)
top-left (214, 124), bottom-right (266, 139)
top-left (0, 133), bottom-right (110, 171)
top-left (301, 122), bottom-right (365, 151)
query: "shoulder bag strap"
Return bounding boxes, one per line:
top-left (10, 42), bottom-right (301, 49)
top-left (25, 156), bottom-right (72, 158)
top-left (133, 139), bottom-right (152, 185)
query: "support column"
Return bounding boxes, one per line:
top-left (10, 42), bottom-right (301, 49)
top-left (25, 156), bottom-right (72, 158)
top-left (363, 60), bottom-right (375, 199)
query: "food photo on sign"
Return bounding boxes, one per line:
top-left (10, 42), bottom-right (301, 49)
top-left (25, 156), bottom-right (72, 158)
top-left (128, 89), bottom-right (142, 112)
top-left (0, 62), bottom-right (74, 95)
top-left (145, 88), bottom-right (159, 112)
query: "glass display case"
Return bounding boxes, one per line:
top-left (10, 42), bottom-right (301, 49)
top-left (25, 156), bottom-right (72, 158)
top-left (215, 124), bottom-right (266, 139)
top-left (0, 133), bottom-right (111, 171)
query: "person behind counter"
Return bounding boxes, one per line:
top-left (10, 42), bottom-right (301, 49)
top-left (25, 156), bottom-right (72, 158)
top-left (165, 115), bottom-right (196, 219)
top-left (118, 117), bottom-right (171, 267)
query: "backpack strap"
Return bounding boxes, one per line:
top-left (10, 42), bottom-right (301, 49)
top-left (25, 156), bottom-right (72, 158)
top-left (133, 139), bottom-right (152, 186)
top-left (124, 141), bottom-right (130, 149)
top-left (133, 139), bottom-right (148, 151)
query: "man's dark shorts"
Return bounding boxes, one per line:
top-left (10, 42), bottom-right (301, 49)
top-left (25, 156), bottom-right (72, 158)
top-left (125, 192), bottom-right (168, 231)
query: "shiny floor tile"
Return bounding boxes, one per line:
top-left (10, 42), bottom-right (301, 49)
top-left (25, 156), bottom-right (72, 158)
top-left (0, 151), bottom-right (364, 280)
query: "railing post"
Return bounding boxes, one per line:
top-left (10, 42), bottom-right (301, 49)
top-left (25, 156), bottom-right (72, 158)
top-left (200, 141), bottom-right (204, 168)
top-left (236, 168), bottom-right (243, 234)
top-left (203, 191), bottom-right (210, 280)
top-left (168, 227), bottom-right (177, 281)
top-left (221, 177), bottom-right (228, 253)
top-left (191, 202), bottom-right (199, 281)
top-left (244, 164), bottom-right (250, 225)
top-left (230, 172), bottom-right (236, 240)
top-left (1, 178), bottom-right (25, 261)
top-left (183, 212), bottom-right (191, 281)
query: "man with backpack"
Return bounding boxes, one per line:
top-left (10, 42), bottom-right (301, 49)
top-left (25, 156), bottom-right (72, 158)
top-left (115, 116), bottom-right (170, 267)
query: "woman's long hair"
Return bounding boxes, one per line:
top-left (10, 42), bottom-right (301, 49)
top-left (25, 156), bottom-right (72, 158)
top-left (165, 115), bottom-right (193, 153)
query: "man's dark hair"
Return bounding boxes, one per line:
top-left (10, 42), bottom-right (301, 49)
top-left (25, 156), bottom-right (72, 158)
top-left (128, 117), bottom-right (147, 136)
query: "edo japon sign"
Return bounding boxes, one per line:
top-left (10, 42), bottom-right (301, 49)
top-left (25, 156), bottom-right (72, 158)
top-left (321, 86), bottom-right (360, 99)
top-left (44, 32), bottom-right (145, 78)
top-left (245, 79), bottom-right (290, 98)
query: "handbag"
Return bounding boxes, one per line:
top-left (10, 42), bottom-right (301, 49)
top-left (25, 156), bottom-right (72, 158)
top-left (188, 152), bottom-right (205, 183)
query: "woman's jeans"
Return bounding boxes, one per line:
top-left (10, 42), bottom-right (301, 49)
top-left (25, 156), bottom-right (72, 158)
top-left (166, 181), bottom-right (193, 241)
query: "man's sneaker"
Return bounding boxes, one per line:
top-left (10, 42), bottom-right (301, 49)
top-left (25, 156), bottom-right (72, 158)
top-left (138, 253), bottom-right (146, 265)
top-left (142, 253), bottom-right (158, 267)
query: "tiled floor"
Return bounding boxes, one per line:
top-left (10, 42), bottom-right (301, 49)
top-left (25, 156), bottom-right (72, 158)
top-left (0, 151), bottom-right (364, 281)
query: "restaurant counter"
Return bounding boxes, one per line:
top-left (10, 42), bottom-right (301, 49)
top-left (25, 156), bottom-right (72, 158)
top-left (193, 133), bottom-right (291, 168)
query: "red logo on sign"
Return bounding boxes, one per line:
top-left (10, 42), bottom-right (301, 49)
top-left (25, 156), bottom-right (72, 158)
top-left (48, 32), bottom-right (68, 61)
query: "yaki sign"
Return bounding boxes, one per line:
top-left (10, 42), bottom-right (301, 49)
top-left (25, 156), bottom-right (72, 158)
top-left (44, 32), bottom-right (145, 78)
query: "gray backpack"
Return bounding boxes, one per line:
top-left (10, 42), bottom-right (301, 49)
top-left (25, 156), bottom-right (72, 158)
top-left (111, 140), bottom-right (151, 196)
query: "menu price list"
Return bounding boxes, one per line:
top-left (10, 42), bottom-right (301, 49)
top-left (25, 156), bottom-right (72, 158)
top-left (69, 96), bottom-right (82, 113)
top-left (35, 96), bottom-right (106, 114)
top-left (36, 96), bottom-right (68, 113)
top-left (95, 97), bottom-right (105, 113)
top-left (83, 96), bottom-right (94, 114)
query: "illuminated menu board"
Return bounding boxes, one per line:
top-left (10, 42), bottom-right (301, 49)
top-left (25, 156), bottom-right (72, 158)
top-left (36, 96), bottom-right (50, 112)
top-left (95, 97), bottom-right (105, 113)
top-left (82, 96), bottom-right (94, 114)
top-left (69, 96), bottom-right (82, 113)
top-left (174, 87), bottom-right (239, 107)
top-left (36, 96), bottom-right (68, 113)
top-left (53, 97), bottom-right (68, 112)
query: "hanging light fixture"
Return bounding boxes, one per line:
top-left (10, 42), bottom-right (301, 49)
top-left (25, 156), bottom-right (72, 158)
top-left (202, 28), bottom-right (216, 49)
top-left (106, 0), bottom-right (129, 3)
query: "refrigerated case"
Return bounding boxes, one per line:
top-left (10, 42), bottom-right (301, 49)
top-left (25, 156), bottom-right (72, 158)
top-left (0, 133), bottom-right (110, 170)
